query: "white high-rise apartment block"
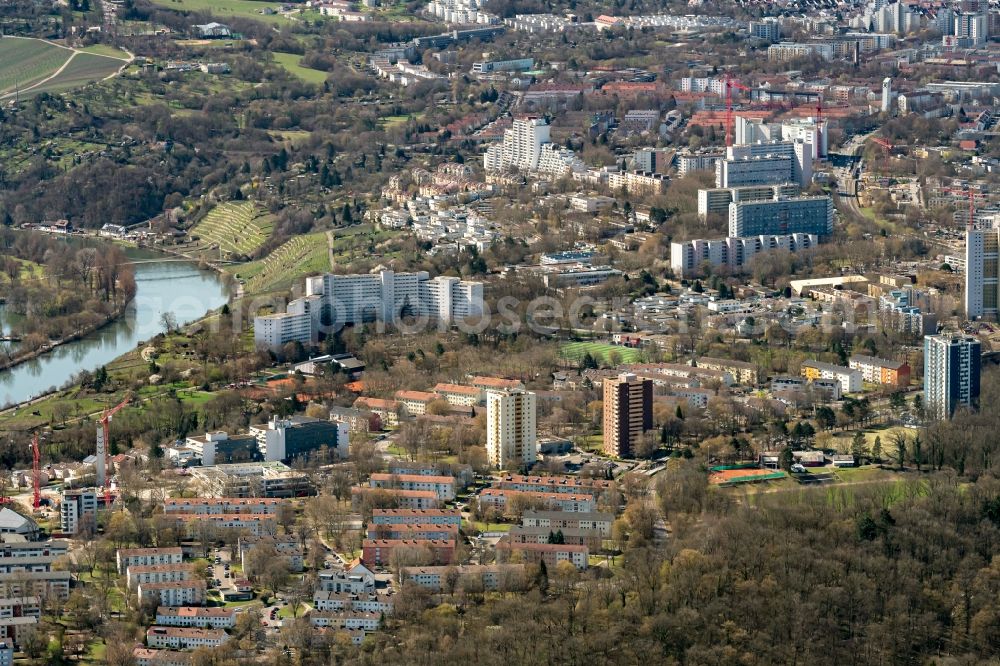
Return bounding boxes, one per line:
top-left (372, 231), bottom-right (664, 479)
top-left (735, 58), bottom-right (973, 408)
top-left (484, 116), bottom-right (585, 177)
top-left (253, 295), bottom-right (321, 352)
top-left (486, 388), bottom-right (537, 469)
top-left (955, 12), bottom-right (988, 46)
top-left (716, 140), bottom-right (812, 188)
top-left (734, 116), bottom-right (827, 159)
top-left (484, 116), bottom-right (549, 172)
top-left (881, 77), bottom-right (892, 113)
top-left (254, 270), bottom-right (484, 352)
top-left (965, 228), bottom-right (999, 320)
top-left (60, 489), bottom-right (97, 535)
top-left (924, 334), bottom-right (981, 421)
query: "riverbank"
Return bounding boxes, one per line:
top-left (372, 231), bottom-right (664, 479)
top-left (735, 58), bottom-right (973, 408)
top-left (0, 301), bottom-right (130, 374)
top-left (0, 254), bottom-right (230, 410)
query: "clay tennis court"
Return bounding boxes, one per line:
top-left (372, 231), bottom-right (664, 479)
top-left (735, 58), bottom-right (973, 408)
top-left (709, 468), bottom-right (786, 485)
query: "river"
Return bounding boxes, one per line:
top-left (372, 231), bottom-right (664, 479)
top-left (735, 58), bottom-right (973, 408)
top-left (0, 249), bottom-right (230, 408)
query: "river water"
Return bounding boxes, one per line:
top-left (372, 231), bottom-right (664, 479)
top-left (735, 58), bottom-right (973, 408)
top-left (0, 249), bottom-right (230, 408)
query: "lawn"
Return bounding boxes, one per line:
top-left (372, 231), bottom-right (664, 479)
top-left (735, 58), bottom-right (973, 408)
top-left (148, 0), bottom-right (290, 23)
top-left (80, 44), bottom-right (131, 60)
top-left (468, 521), bottom-right (512, 533)
top-left (560, 341), bottom-right (643, 365)
top-left (0, 37), bottom-right (72, 96)
top-left (273, 52), bottom-right (328, 84)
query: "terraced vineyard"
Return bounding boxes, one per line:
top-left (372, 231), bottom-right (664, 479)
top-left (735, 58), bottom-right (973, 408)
top-left (227, 232), bottom-right (330, 294)
top-left (189, 202), bottom-right (274, 257)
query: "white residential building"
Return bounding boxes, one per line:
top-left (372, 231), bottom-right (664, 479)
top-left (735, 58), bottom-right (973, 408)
top-left (801, 360), bottom-right (862, 394)
top-left (256, 270), bottom-right (484, 351)
top-left (155, 606), bottom-right (237, 629)
top-left (484, 116), bottom-right (585, 177)
top-left (146, 626), bottom-right (229, 650)
top-left (670, 234), bottom-right (818, 278)
top-left (59, 489), bottom-right (97, 535)
top-left (486, 388), bottom-right (537, 469)
top-left (965, 227), bottom-right (998, 319)
top-left (137, 581), bottom-right (207, 606)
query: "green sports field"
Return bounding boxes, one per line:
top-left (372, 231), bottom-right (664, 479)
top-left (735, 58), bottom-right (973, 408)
top-left (560, 341), bottom-right (643, 364)
top-left (273, 52), bottom-right (328, 84)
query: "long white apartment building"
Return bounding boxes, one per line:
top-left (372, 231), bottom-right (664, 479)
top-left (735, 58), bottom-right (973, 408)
top-left (729, 196), bottom-right (834, 238)
top-left (163, 498), bottom-right (283, 515)
top-left (117, 547), bottom-right (183, 574)
top-left (716, 140), bottom-right (812, 188)
top-left (255, 269), bottom-right (484, 352)
top-left (698, 183), bottom-right (801, 219)
top-left (155, 606), bottom-right (237, 630)
top-left (127, 564), bottom-right (195, 590)
top-left (137, 580), bottom-right (207, 606)
top-left (671, 234), bottom-right (819, 278)
top-left (369, 473), bottom-right (457, 501)
top-left (146, 626), bottom-right (229, 650)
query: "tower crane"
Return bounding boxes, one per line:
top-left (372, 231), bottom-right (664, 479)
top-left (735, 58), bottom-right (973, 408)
top-left (96, 397), bottom-right (130, 508)
top-left (32, 433), bottom-right (40, 510)
top-left (942, 186), bottom-right (988, 230)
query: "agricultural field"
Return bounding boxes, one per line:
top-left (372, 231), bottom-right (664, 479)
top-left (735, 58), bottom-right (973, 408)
top-left (23, 52), bottom-right (126, 97)
top-left (560, 341), bottom-right (643, 364)
top-left (227, 231), bottom-right (330, 294)
top-left (0, 38), bottom-right (127, 100)
top-left (148, 0), bottom-right (290, 23)
top-left (0, 37), bottom-right (72, 96)
top-left (189, 202), bottom-right (275, 257)
top-left (272, 52), bottom-right (328, 84)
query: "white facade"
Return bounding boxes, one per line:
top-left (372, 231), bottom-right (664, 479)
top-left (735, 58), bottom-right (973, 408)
top-left (137, 581), bottom-right (207, 606)
top-left (881, 77), bottom-right (892, 112)
top-left (965, 228), bottom-right (998, 320)
top-left (484, 116), bottom-right (549, 172)
top-left (60, 489), bottom-right (97, 535)
top-left (146, 627), bottom-right (228, 650)
top-left (256, 270), bottom-right (484, 350)
top-left (253, 295), bottom-right (321, 353)
top-left (484, 117), bottom-right (584, 177)
top-left (802, 361), bottom-right (862, 394)
top-left (670, 234), bottom-right (818, 278)
top-left (486, 388), bottom-right (537, 469)
top-left (717, 140), bottom-right (812, 188)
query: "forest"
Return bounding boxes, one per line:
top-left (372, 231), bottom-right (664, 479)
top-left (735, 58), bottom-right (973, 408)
top-left (350, 463), bottom-right (1000, 666)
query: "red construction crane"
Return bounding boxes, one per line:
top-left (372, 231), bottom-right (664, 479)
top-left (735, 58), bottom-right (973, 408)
top-left (724, 73), bottom-right (752, 147)
top-left (942, 186), bottom-right (988, 230)
top-left (96, 397), bottom-right (130, 509)
top-left (31, 434), bottom-right (40, 510)
top-left (815, 95), bottom-right (824, 125)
